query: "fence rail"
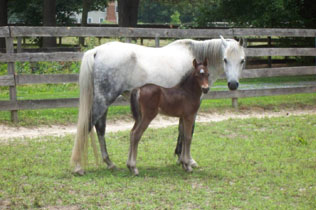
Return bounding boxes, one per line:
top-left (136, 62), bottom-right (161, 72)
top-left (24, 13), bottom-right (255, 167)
top-left (0, 26), bottom-right (315, 122)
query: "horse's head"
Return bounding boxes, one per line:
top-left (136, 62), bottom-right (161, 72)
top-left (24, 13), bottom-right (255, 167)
top-left (193, 58), bottom-right (210, 94)
top-left (220, 35), bottom-right (246, 91)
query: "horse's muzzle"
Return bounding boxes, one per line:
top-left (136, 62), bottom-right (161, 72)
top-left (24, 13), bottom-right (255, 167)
top-left (228, 81), bottom-right (239, 91)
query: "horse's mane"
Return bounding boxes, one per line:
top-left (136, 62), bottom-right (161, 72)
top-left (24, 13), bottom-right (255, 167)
top-left (168, 39), bottom-right (223, 71)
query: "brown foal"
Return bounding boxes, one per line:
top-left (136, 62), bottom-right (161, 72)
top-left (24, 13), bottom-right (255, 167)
top-left (127, 58), bottom-right (210, 175)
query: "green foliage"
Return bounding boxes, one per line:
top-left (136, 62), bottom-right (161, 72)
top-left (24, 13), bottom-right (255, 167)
top-left (12, 61), bottom-right (80, 74)
top-left (138, 0), bottom-right (196, 25)
top-left (138, 0), bottom-right (174, 23)
top-left (0, 115), bottom-right (316, 208)
top-left (194, 0), bottom-right (316, 28)
top-left (170, 10), bottom-right (181, 25)
top-left (8, 0), bottom-right (108, 25)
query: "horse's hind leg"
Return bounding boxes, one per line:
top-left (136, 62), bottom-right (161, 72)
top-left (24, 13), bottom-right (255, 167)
top-left (94, 109), bottom-right (116, 169)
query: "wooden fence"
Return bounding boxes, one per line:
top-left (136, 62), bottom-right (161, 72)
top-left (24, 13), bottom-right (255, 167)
top-left (0, 26), bottom-right (316, 123)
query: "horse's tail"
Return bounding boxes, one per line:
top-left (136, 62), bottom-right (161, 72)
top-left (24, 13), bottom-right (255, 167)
top-left (71, 48), bottom-right (98, 167)
top-left (130, 88), bottom-right (141, 122)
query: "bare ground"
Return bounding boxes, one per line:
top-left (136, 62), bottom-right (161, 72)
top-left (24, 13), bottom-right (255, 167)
top-left (1, 107), bottom-right (315, 141)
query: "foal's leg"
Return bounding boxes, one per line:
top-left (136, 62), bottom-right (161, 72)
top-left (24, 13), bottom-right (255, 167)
top-left (127, 118), bottom-right (153, 175)
top-left (175, 116), bottom-right (198, 168)
top-left (179, 116), bottom-right (195, 172)
top-left (95, 110), bottom-right (116, 169)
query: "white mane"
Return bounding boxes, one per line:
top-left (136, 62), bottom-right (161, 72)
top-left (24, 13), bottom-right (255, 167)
top-left (168, 39), bottom-right (223, 69)
top-left (166, 39), bottom-right (224, 85)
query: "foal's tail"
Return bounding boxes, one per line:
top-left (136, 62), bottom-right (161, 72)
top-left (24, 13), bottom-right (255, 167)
top-left (130, 88), bottom-right (141, 122)
top-left (71, 48), bottom-right (98, 167)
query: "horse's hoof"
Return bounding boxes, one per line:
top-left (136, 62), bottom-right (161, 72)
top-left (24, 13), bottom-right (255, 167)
top-left (176, 158), bottom-right (181, 165)
top-left (133, 168), bottom-right (139, 176)
top-left (74, 168), bottom-right (85, 176)
top-left (182, 163), bottom-right (193, 173)
top-left (190, 159), bottom-right (198, 168)
top-left (127, 165), bottom-right (139, 176)
top-left (107, 164), bottom-right (117, 170)
top-left (186, 166), bottom-right (193, 173)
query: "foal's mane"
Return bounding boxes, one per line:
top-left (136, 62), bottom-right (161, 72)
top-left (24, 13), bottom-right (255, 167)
top-left (177, 62), bottom-right (204, 88)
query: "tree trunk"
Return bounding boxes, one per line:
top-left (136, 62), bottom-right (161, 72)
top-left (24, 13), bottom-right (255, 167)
top-left (79, 0), bottom-right (91, 46)
top-left (0, 0), bottom-right (8, 52)
top-left (42, 0), bottom-right (56, 48)
top-left (118, 0), bottom-right (139, 27)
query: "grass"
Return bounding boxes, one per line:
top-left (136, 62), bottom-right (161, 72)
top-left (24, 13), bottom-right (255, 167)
top-left (0, 114), bottom-right (316, 209)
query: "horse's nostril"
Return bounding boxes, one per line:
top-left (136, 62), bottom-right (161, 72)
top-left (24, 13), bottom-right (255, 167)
top-left (228, 81), bottom-right (238, 91)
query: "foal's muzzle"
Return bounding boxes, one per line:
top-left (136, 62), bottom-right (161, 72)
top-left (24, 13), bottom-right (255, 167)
top-left (202, 87), bottom-right (210, 94)
top-left (228, 81), bottom-right (239, 91)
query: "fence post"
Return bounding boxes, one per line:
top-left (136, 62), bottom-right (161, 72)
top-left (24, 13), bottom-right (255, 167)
top-left (5, 37), bottom-right (18, 123)
top-left (232, 98), bottom-right (238, 109)
top-left (155, 35), bottom-right (160, 47)
top-left (17, 37), bottom-right (22, 53)
top-left (58, 37), bottom-right (62, 46)
top-left (268, 36), bottom-right (272, 68)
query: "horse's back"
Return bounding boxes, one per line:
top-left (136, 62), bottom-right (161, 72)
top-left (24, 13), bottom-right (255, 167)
top-left (92, 41), bottom-right (194, 90)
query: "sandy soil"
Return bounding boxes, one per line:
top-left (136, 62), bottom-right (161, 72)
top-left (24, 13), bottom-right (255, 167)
top-left (1, 108), bottom-right (315, 141)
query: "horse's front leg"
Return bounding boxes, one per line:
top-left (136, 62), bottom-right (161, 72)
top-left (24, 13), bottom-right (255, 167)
top-left (175, 118), bottom-right (198, 168)
top-left (179, 116), bottom-right (196, 172)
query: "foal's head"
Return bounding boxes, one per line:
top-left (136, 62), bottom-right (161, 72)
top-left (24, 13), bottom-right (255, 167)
top-left (193, 58), bottom-right (210, 94)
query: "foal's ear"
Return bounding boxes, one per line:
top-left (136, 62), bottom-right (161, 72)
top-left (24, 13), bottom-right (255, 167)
top-left (193, 58), bottom-right (198, 68)
top-left (203, 58), bottom-right (208, 67)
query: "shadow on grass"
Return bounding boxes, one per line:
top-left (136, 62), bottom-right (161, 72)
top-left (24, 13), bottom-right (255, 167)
top-left (81, 163), bottom-right (225, 181)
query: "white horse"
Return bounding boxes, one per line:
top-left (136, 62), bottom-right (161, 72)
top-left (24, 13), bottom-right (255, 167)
top-left (71, 36), bottom-right (246, 175)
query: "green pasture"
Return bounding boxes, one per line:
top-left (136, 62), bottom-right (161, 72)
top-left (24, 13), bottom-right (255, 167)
top-left (0, 114), bottom-right (315, 209)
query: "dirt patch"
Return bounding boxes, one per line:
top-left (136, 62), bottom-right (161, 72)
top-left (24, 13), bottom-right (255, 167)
top-left (1, 108), bottom-right (315, 141)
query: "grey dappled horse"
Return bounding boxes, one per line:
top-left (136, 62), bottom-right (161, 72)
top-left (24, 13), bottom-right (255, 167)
top-left (71, 36), bottom-right (246, 175)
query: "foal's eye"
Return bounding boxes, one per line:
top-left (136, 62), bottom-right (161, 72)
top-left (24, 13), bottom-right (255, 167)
top-left (223, 58), bottom-right (227, 64)
top-left (241, 59), bottom-right (245, 64)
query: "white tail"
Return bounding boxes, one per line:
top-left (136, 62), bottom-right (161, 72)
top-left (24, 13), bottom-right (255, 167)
top-left (71, 48), bottom-right (98, 167)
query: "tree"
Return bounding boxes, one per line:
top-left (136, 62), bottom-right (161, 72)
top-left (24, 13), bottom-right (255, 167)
top-left (0, 0), bottom-right (8, 52)
top-left (194, 0), bottom-right (316, 28)
top-left (42, 0), bottom-right (57, 48)
top-left (118, 0), bottom-right (140, 27)
top-left (79, 0), bottom-right (108, 45)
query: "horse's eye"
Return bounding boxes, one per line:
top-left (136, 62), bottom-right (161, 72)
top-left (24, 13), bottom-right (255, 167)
top-left (224, 58), bottom-right (227, 63)
top-left (241, 59), bottom-right (245, 64)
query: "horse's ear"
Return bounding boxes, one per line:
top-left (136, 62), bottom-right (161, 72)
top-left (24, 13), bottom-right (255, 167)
top-left (239, 37), bottom-right (244, 47)
top-left (203, 58), bottom-right (207, 67)
top-left (220, 35), bottom-right (228, 48)
top-left (193, 59), bottom-right (198, 68)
